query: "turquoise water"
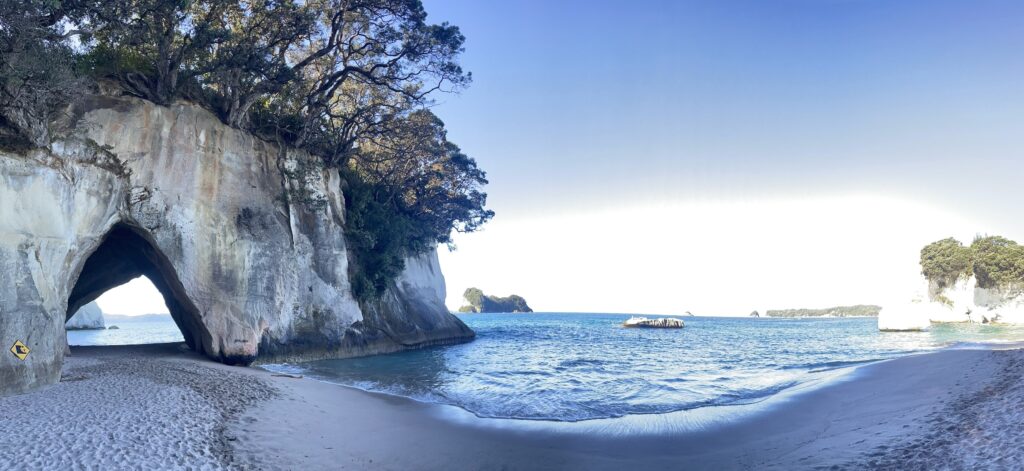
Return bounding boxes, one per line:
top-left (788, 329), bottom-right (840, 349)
top-left (264, 313), bottom-right (1024, 422)
top-left (66, 316), bottom-right (184, 346)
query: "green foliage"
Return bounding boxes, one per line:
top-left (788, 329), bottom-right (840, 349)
top-left (458, 288), bottom-right (533, 313)
top-left (920, 238), bottom-right (973, 288)
top-left (0, 0), bottom-right (82, 148)
top-left (343, 109), bottom-right (491, 301)
top-left (343, 170), bottom-right (420, 300)
top-left (971, 236), bottom-right (1024, 289)
top-left (920, 236), bottom-right (1024, 290)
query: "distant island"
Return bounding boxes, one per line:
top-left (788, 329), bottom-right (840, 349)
top-left (767, 305), bottom-right (881, 318)
top-left (104, 313), bottom-right (174, 322)
top-left (458, 288), bottom-right (533, 313)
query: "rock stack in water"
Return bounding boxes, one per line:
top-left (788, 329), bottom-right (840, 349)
top-left (65, 302), bottom-right (105, 330)
top-left (622, 317), bottom-right (684, 329)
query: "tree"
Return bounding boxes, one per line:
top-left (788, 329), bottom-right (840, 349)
top-left (352, 109), bottom-right (492, 247)
top-left (77, 0), bottom-right (238, 104)
top-left (971, 236), bottom-right (1024, 289)
top-left (920, 237), bottom-right (972, 288)
top-left (0, 0), bottom-right (82, 148)
top-left (273, 0), bottom-right (472, 166)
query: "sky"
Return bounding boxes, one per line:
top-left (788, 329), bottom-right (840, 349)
top-left (424, 0), bottom-right (1024, 314)
top-left (97, 0), bottom-right (1024, 316)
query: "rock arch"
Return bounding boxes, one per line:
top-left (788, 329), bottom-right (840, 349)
top-left (0, 95), bottom-right (473, 397)
top-left (66, 223), bottom-right (211, 354)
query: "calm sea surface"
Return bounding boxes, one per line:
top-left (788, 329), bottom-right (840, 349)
top-left (70, 313), bottom-right (1024, 422)
top-left (67, 315), bottom-right (184, 346)
top-left (264, 314), bottom-right (1024, 422)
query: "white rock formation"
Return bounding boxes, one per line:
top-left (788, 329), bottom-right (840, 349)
top-left (66, 302), bottom-right (105, 330)
top-left (926, 277), bottom-right (977, 323)
top-left (878, 297), bottom-right (931, 332)
top-left (973, 284), bottom-right (1024, 324)
top-left (909, 275), bottom-right (1024, 326)
top-left (0, 94), bottom-right (473, 396)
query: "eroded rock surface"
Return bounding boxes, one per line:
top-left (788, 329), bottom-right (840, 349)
top-left (0, 95), bottom-right (473, 396)
top-left (66, 302), bottom-right (105, 330)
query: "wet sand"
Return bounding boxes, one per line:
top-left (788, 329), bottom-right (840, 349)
top-left (1, 344), bottom-right (1021, 470)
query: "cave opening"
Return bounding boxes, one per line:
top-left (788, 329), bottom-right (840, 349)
top-left (66, 223), bottom-right (210, 353)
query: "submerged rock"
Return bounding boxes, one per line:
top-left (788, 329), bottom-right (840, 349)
top-left (622, 316), bottom-right (684, 329)
top-left (66, 302), bottom-right (105, 330)
top-left (0, 95), bottom-right (473, 396)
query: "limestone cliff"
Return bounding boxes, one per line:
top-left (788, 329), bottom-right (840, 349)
top-left (0, 95), bottom-right (473, 396)
top-left (66, 302), bottom-right (105, 330)
top-left (925, 276), bottom-right (1024, 324)
top-left (879, 276), bottom-right (1024, 331)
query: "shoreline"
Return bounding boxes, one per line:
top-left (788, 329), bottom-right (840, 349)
top-left (2, 343), bottom-right (1022, 469)
top-left (259, 356), bottom-right (866, 431)
top-left (234, 346), bottom-right (1013, 470)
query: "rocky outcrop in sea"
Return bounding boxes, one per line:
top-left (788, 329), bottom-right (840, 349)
top-left (66, 302), bottom-right (105, 330)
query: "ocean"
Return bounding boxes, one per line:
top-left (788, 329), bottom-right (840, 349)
top-left (70, 312), bottom-right (1024, 423)
top-left (67, 315), bottom-right (184, 346)
top-left (264, 313), bottom-right (1024, 422)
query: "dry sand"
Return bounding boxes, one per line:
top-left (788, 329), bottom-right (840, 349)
top-left (2, 343), bottom-right (1023, 470)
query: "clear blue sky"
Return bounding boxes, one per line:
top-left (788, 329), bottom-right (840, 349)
top-left (424, 0), bottom-right (1022, 216)
top-left (420, 0), bottom-right (1024, 314)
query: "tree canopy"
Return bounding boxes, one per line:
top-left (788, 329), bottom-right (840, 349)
top-left (920, 236), bottom-right (1024, 290)
top-left (0, 0), bottom-right (491, 301)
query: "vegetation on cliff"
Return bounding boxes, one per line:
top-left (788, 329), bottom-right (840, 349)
top-left (0, 0), bottom-right (492, 301)
top-left (458, 288), bottom-right (532, 313)
top-left (766, 305), bottom-right (881, 318)
top-left (920, 236), bottom-right (1024, 290)
top-left (920, 238), bottom-right (973, 289)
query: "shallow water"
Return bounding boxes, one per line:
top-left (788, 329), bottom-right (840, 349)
top-left (264, 314), bottom-right (1024, 422)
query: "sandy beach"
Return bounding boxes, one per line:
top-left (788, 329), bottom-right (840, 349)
top-left (2, 343), bottom-right (1022, 470)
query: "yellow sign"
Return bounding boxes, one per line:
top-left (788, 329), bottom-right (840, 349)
top-left (10, 340), bottom-right (29, 361)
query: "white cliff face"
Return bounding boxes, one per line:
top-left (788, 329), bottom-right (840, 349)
top-left (396, 250), bottom-right (448, 309)
top-left (902, 275), bottom-right (1024, 326)
top-left (973, 285), bottom-right (1024, 324)
top-left (0, 95), bottom-right (473, 396)
top-left (66, 302), bottom-right (105, 330)
top-left (926, 277), bottom-right (977, 323)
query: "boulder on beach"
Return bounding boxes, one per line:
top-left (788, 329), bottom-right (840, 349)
top-left (66, 302), bottom-right (106, 330)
